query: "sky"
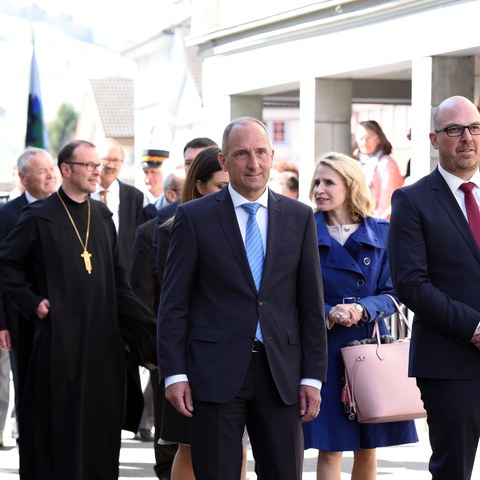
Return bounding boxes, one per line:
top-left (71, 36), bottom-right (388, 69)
top-left (0, 0), bottom-right (186, 186)
top-left (0, 0), bottom-right (165, 183)
top-left (15, 0), bottom-right (162, 50)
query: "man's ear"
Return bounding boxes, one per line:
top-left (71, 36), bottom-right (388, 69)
top-left (60, 163), bottom-right (71, 178)
top-left (218, 152), bottom-right (228, 172)
top-left (429, 132), bottom-right (439, 150)
top-left (165, 189), bottom-right (177, 203)
top-left (18, 172), bottom-right (28, 188)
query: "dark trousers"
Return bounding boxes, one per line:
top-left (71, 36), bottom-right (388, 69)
top-left (151, 369), bottom-right (177, 478)
top-left (190, 351), bottom-right (303, 480)
top-left (417, 376), bottom-right (480, 480)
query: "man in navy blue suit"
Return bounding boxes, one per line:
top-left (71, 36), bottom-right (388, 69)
top-left (0, 147), bottom-right (57, 443)
top-left (388, 96), bottom-right (480, 480)
top-left (157, 117), bottom-right (327, 479)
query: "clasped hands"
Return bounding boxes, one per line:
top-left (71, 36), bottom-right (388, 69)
top-left (327, 304), bottom-right (362, 329)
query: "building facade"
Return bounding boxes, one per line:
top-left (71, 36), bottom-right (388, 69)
top-left (183, 0), bottom-right (480, 199)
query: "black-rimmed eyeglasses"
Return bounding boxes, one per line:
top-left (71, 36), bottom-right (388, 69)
top-left (66, 162), bottom-right (102, 172)
top-left (434, 124), bottom-right (480, 137)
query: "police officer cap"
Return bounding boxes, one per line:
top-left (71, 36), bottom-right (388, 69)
top-left (141, 149), bottom-right (169, 168)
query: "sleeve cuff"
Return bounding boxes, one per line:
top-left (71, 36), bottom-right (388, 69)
top-left (164, 374), bottom-right (189, 389)
top-left (300, 378), bottom-right (322, 391)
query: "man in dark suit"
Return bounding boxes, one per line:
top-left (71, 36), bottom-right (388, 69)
top-left (0, 147), bottom-right (57, 442)
top-left (388, 95), bottom-right (480, 480)
top-left (157, 117), bottom-right (327, 480)
top-left (93, 138), bottom-right (146, 275)
top-left (92, 139), bottom-right (150, 435)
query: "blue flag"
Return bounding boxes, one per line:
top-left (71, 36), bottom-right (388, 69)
top-left (26, 40), bottom-right (49, 149)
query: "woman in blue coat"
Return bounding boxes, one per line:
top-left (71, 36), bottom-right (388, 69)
top-left (302, 152), bottom-right (417, 480)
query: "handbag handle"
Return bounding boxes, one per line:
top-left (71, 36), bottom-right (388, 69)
top-left (385, 294), bottom-right (413, 338)
top-left (371, 294), bottom-right (412, 359)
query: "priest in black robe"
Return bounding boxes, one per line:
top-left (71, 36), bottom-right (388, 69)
top-left (0, 140), bottom-right (156, 480)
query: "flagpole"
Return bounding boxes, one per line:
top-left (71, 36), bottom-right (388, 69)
top-left (26, 30), bottom-right (49, 150)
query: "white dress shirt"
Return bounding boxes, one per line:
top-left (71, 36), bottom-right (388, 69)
top-left (91, 180), bottom-right (120, 233)
top-left (438, 164), bottom-right (480, 219)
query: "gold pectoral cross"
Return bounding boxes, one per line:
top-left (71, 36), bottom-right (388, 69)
top-left (81, 250), bottom-right (92, 274)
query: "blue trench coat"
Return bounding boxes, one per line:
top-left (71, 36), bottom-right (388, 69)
top-left (303, 212), bottom-right (418, 451)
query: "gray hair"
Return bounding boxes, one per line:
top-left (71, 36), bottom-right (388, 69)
top-left (163, 170), bottom-right (185, 191)
top-left (17, 147), bottom-right (50, 174)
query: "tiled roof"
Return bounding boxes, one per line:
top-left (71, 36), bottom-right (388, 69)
top-left (90, 78), bottom-right (134, 138)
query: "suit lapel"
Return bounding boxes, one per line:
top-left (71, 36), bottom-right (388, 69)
top-left (214, 189), bottom-right (258, 292)
top-left (117, 181), bottom-right (127, 233)
top-left (16, 193), bottom-right (28, 216)
top-left (261, 191), bottom-right (283, 290)
top-left (431, 169), bottom-right (480, 263)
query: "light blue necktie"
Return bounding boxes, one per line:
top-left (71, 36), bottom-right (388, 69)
top-left (241, 202), bottom-right (264, 342)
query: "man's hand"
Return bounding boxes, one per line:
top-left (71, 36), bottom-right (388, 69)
top-left (36, 299), bottom-right (50, 319)
top-left (165, 381), bottom-right (194, 417)
top-left (0, 330), bottom-right (11, 351)
top-left (471, 332), bottom-right (480, 350)
top-left (299, 385), bottom-right (321, 423)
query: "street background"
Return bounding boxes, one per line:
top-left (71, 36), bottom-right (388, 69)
top-left (3, 371), bottom-right (479, 480)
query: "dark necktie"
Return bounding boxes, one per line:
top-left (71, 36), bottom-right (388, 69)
top-left (241, 202), bottom-right (264, 342)
top-left (459, 182), bottom-right (480, 247)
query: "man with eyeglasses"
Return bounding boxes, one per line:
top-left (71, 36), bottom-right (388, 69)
top-left (388, 96), bottom-right (480, 480)
top-left (91, 138), bottom-right (151, 445)
top-left (0, 140), bottom-right (156, 480)
top-left (91, 138), bottom-right (147, 276)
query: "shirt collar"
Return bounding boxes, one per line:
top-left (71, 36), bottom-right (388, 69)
top-left (96, 179), bottom-right (119, 194)
top-left (228, 184), bottom-right (269, 209)
top-left (438, 164), bottom-right (480, 193)
top-left (24, 190), bottom-right (40, 204)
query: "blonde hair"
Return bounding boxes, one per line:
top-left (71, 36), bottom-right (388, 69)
top-left (309, 152), bottom-right (375, 221)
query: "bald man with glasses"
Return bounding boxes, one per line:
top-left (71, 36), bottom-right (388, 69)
top-left (389, 96), bottom-right (480, 480)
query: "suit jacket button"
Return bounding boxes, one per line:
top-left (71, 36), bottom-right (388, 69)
top-left (357, 279), bottom-right (365, 287)
top-left (248, 336), bottom-right (255, 342)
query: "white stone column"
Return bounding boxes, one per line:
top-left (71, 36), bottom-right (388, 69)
top-left (298, 77), bottom-right (352, 203)
top-left (411, 56), bottom-right (475, 179)
top-left (411, 57), bottom-right (434, 181)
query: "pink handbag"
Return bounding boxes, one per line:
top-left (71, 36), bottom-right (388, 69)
top-left (340, 295), bottom-right (427, 423)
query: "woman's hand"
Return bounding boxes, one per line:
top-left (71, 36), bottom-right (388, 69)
top-left (328, 303), bottom-right (363, 327)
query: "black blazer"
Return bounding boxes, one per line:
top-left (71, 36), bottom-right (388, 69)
top-left (157, 188), bottom-right (327, 405)
top-left (130, 218), bottom-right (158, 315)
top-left (0, 193), bottom-right (29, 338)
top-left (388, 167), bottom-right (480, 379)
top-left (117, 181), bottom-right (146, 275)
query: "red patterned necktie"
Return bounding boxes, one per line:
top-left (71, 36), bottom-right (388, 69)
top-left (459, 182), bottom-right (480, 247)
